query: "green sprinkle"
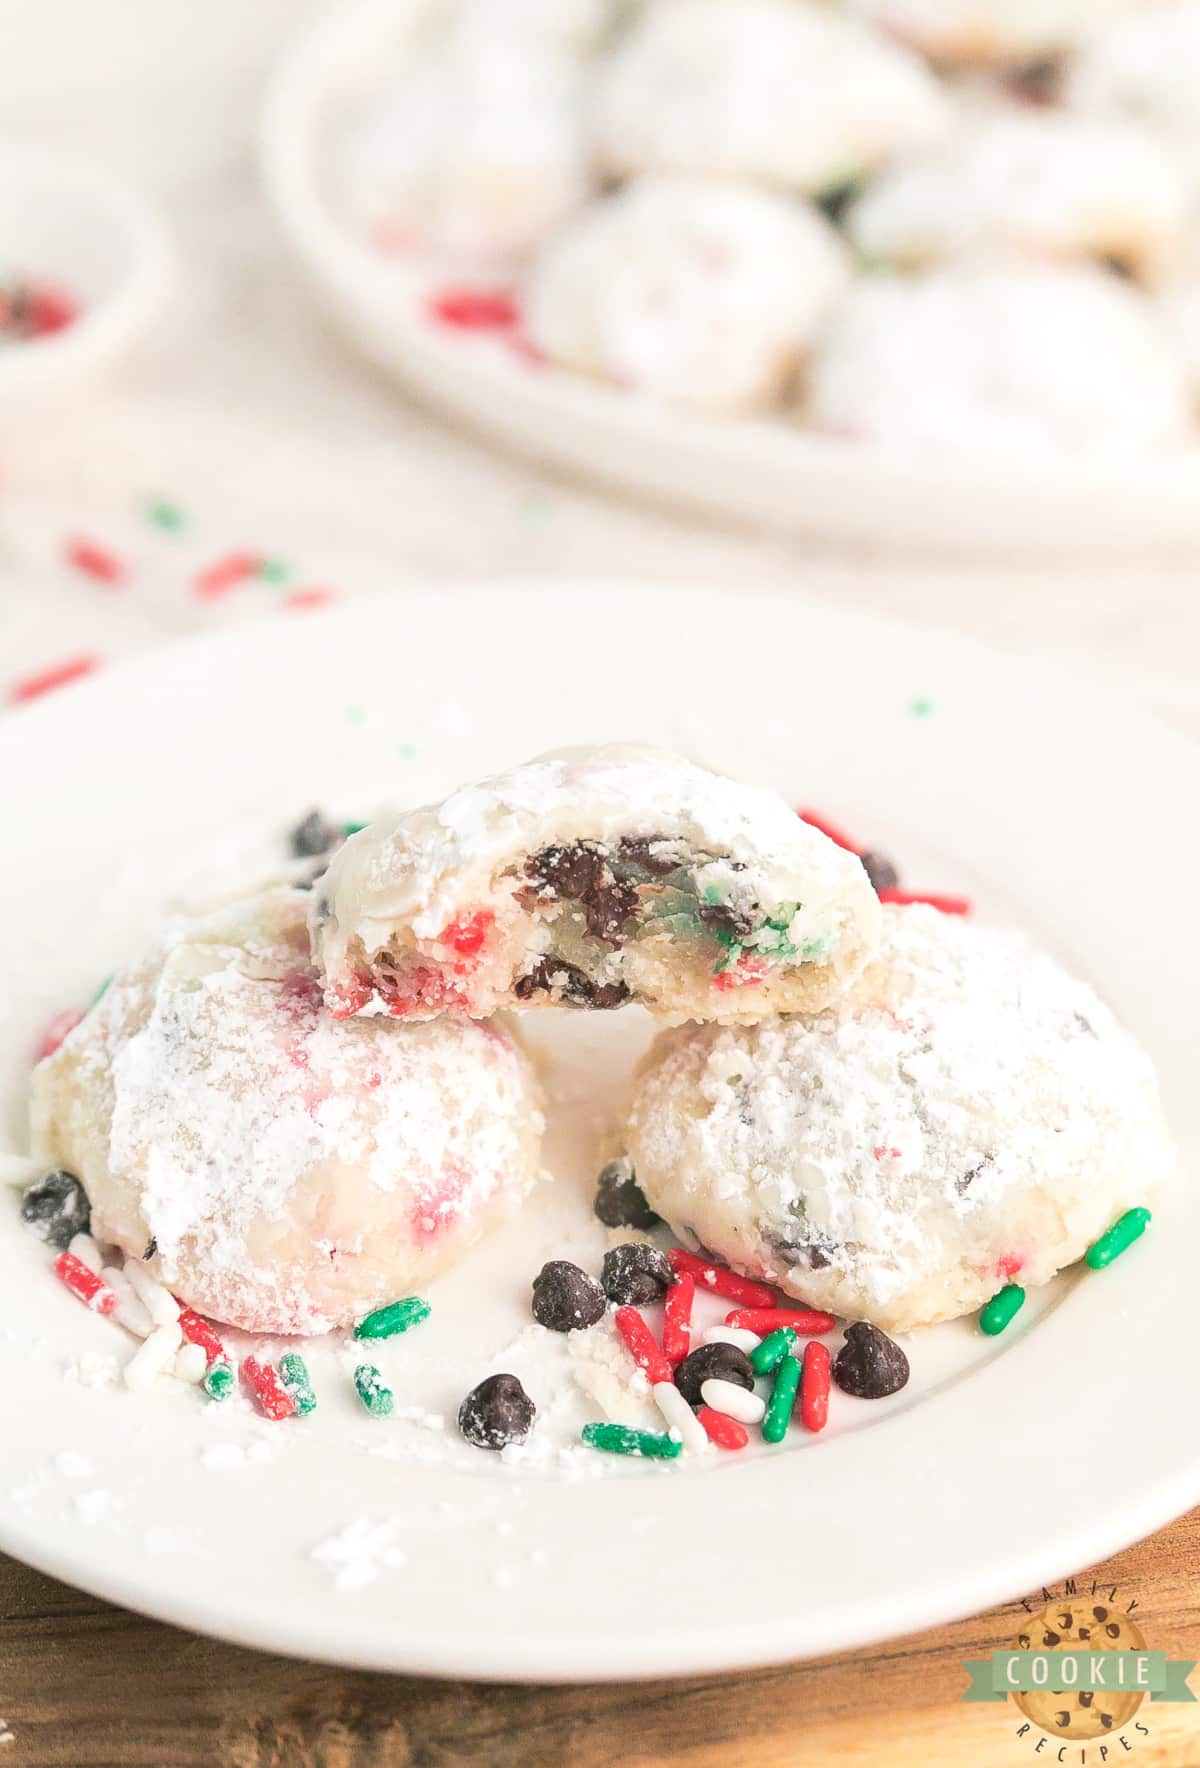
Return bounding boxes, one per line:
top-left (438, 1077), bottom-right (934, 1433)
top-left (146, 498), bottom-right (185, 532)
top-left (750, 1327), bottom-right (797, 1376)
top-left (979, 1283), bottom-right (1026, 1336)
top-left (278, 1351), bottom-right (317, 1414)
top-left (581, 1423), bottom-right (682, 1459)
top-left (762, 1353), bottom-right (801, 1444)
top-left (909, 697), bottom-right (935, 719)
top-left (354, 1296), bottom-right (430, 1340)
top-left (354, 1363), bottom-right (393, 1417)
top-left (1085, 1207), bottom-right (1151, 1271)
top-left (257, 556), bottom-right (291, 583)
top-left (89, 974), bottom-right (112, 1008)
top-left (203, 1362), bottom-right (233, 1401)
top-left (342, 820), bottom-right (368, 839)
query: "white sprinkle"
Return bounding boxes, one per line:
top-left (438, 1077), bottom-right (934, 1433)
top-left (101, 1269), bottom-right (154, 1339)
top-left (54, 1451), bottom-right (94, 1479)
top-left (652, 1381), bottom-right (709, 1453)
top-left (67, 1233), bottom-right (103, 1274)
top-left (0, 1153), bottom-right (41, 1189)
top-left (122, 1258), bottom-right (179, 1327)
top-left (123, 1320), bottom-right (183, 1391)
top-left (702, 1326), bottom-right (761, 1353)
top-left (173, 1343), bottom-right (207, 1384)
top-left (700, 1378), bottom-right (766, 1424)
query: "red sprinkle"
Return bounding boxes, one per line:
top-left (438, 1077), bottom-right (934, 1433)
top-left (241, 1356), bottom-right (296, 1421)
top-left (877, 889), bottom-right (972, 916)
top-left (9, 655), bottom-right (98, 704)
top-left (796, 808), bottom-right (860, 853)
top-left (712, 954), bottom-right (770, 994)
top-left (194, 551), bottom-right (261, 600)
top-left (282, 588), bottom-right (336, 612)
top-left (65, 537), bottom-right (126, 585)
top-left (177, 1309), bottom-right (227, 1368)
top-left (428, 287), bottom-right (520, 331)
top-left (439, 910), bottom-right (494, 960)
top-left (661, 1271), bottom-right (694, 1367)
top-left (800, 1340), bottom-right (831, 1433)
top-left (697, 1406), bottom-right (749, 1451)
top-left (725, 1307), bottom-right (837, 1336)
top-left (668, 1248), bottom-right (777, 1310)
top-left (996, 1252), bottom-right (1025, 1280)
top-left (614, 1306), bottom-right (674, 1387)
top-left (54, 1251), bottom-right (117, 1315)
top-left (35, 1007), bottom-right (85, 1063)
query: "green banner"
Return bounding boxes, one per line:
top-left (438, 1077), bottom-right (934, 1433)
top-left (962, 1652), bottom-right (1197, 1703)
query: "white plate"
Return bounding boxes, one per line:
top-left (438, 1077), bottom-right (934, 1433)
top-left (1, 581), bottom-right (1197, 1681)
top-left (261, 0), bottom-right (1200, 560)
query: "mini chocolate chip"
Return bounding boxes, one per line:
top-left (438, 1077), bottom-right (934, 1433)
top-left (593, 1159), bottom-right (659, 1231)
top-left (20, 1171), bottom-right (89, 1250)
top-left (674, 1343), bottom-right (755, 1409)
top-left (584, 880), bottom-right (640, 945)
top-left (143, 1238), bottom-right (157, 1261)
top-left (832, 1322), bottom-right (910, 1399)
top-left (458, 1373), bottom-right (536, 1450)
top-left (859, 850), bottom-right (899, 893)
top-left (601, 1243), bottom-right (674, 1307)
top-left (531, 1260), bottom-right (606, 1332)
top-left (525, 842), bottom-right (605, 902)
top-left (617, 836), bottom-right (679, 878)
top-left (513, 957), bottom-right (630, 1010)
top-left (289, 809), bottom-right (340, 858)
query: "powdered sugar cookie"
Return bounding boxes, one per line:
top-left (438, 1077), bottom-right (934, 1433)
top-left (806, 264), bottom-right (1192, 455)
top-left (627, 906), bottom-right (1171, 1333)
top-left (1069, 1), bottom-right (1200, 193)
top-left (334, 32), bottom-right (589, 266)
top-left (851, 0), bottom-right (1140, 68)
top-left (311, 744), bottom-right (880, 1025)
top-left (593, 0), bottom-right (950, 196)
top-left (29, 889), bottom-right (544, 1335)
top-left (846, 109), bottom-right (1188, 284)
top-left (524, 176), bottom-right (849, 411)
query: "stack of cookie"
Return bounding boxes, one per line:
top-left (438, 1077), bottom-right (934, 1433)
top-left (30, 743), bottom-right (1171, 1340)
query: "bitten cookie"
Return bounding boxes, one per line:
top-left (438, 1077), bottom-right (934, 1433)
top-left (311, 744), bottom-right (880, 1025)
top-left (524, 176), bottom-right (849, 412)
top-left (806, 263), bottom-right (1192, 455)
top-left (30, 889), bottom-right (544, 1334)
top-left (627, 906), bottom-right (1172, 1332)
top-left (593, 0), bottom-right (949, 195)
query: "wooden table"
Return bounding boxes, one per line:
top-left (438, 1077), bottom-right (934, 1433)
top-left (3, 1509), bottom-right (1198, 1766)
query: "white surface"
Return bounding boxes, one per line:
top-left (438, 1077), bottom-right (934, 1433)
top-left (0, 581), bottom-right (1196, 1680)
top-left (0, 150), bottom-right (171, 425)
top-left (260, 0), bottom-right (1200, 557)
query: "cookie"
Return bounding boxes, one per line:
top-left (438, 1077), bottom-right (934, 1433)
top-left (30, 888), bottom-right (544, 1333)
top-left (310, 743), bottom-right (881, 1025)
top-left (846, 108), bottom-right (1187, 285)
top-left (592, 0), bottom-right (949, 195)
top-left (334, 25), bottom-right (590, 267)
top-left (1012, 1602), bottom-right (1146, 1739)
top-left (849, 0), bottom-right (1142, 68)
top-left (626, 905), bottom-right (1172, 1332)
top-left (806, 263), bottom-right (1192, 455)
top-left (524, 175), bottom-right (849, 413)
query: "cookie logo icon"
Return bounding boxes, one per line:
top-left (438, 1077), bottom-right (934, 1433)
top-left (1011, 1603), bottom-right (1146, 1740)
